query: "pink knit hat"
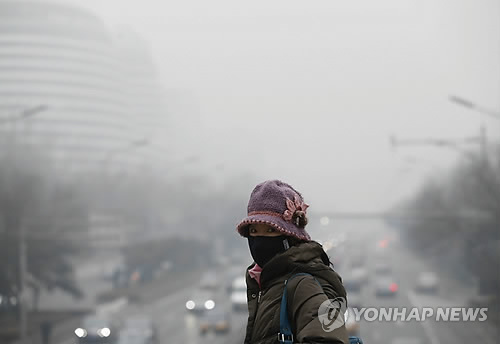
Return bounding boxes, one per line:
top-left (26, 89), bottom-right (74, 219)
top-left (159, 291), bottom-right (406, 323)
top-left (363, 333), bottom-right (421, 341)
top-left (236, 180), bottom-right (311, 241)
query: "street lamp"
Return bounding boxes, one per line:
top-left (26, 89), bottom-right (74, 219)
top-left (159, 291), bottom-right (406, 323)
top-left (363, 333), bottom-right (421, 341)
top-left (449, 95), bottom-right (500, 162)
top-left (0, 104), bottom-right (49, 124)
top-left (389, 134), bottom-right (484, 170)
top-left (0, 104), bottom-right (49, 341)
top-left (390, 134), bottom-right (481, 156)
top-left (449, 95), bottom-right (500, 120)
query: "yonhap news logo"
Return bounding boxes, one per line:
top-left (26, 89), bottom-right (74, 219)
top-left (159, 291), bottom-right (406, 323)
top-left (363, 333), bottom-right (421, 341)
top-left (347, 307), bottom-right (488, 322)
top-left (318, 297), bottom-right (347, 332)
top-left (318, 300), bottom-right (489, 332)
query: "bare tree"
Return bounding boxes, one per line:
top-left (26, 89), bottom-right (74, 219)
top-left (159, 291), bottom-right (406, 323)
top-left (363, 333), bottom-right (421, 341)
top-left (399, 148), bottom-right (500, 296)
top-left (0, 143), bottom-right (86, 310)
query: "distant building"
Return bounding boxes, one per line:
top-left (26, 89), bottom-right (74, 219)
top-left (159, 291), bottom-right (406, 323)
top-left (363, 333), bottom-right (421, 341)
top-left (0, 0), bottom-right (171, 255)
top-left (86, 213), bottom-right (134, 251)
top-left (0, 0), bottom-right (166, 170)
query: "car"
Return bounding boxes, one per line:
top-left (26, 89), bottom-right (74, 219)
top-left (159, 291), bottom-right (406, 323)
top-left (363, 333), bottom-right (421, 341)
top-left (415, 272), bottom-right (439, 294)
top-left (345, 307), bottom-right (360, 337)
top-left (347, 293), bottom-right (362, 310)
top-left (343, 276), bottom-right (363, 293)
top-left (350, 255), bottom-right (366, 269)
top-left (117, 332), bottom-right (147, 344)
top-left (119, 315), bottom-right (157, 344)
top-left (185, 290), bottom-right (216, 313)
top-left (74, 315), bottom-right (117, 343)
top-left (0, 294), bottom-right (18, 313)
top-left (199, 309), bottom-right (230, 334)
top-left (117, 329), bottom-right (153, 344)
top-left (374, 262), bottom-right (392, 275)
top-left (230, 276), bottom-right (247, 311)
top-left (226, 266), bottom-right (247, 293)
top-left (343, 268), bottom-right (369, 293)
top-left (375, 277), bottom-right (399, 297)
top-left (351, 267), bottom-right (368, 283)
top-left (199, 272), bottom-right (219, 290)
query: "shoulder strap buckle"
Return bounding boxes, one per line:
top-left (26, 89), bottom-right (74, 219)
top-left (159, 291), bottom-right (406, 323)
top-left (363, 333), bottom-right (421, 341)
top-left (278, 332), bottom-right (294, 343)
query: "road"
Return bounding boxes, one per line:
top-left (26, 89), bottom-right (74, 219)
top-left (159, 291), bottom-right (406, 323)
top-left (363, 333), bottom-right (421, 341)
top-left (316, 219), bottom-right (497, 344)
top-left (57, 264), bottom-right (248, 344)
top-left (53, 219), bottom-right (496, 344)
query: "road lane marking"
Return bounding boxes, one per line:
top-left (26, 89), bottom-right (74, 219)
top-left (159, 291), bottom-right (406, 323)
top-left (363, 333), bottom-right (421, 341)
top-left (407, 291), bottom-right (440, 344)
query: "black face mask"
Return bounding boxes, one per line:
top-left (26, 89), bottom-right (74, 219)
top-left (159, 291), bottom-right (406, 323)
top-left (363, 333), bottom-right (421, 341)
top-left (248, 235), bottom-right (290, 267)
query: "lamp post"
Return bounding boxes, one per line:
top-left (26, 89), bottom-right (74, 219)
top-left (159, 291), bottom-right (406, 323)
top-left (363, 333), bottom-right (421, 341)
top-left (449, 95), bottom-right (500, 162)
top-left (449, 95), bottom-right (500, 120)
top-left (0, 104), bottom-right (49, 341)
top-left (389, 134), bottom-right (482, 161)
top-left (0, 104), bottom-right (48, 125)
top-left (18, 105), bottom-right (48, 341)
top-left (449, 96), bottom-right (500, 298)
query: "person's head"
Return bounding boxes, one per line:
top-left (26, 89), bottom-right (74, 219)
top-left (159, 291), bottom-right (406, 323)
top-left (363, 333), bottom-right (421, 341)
top-left (236, 180), bottom-right (311, 266)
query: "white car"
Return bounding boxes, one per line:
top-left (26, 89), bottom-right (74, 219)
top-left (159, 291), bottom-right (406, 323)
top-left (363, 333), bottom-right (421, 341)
top-left (119, 315), bottom-right (157, 344)
top-left (230, 276), bottom-right (247, 311)
top-left (75, 315), bottom-right (117, 343)
top-left (415, 272), bottom-right (439, 294)
top-left (185, 291), bottom-right (216, 313)
top-left (351, 267), bottom-right (368, 282)
top-left (199, 272), bottom-right (219, 290)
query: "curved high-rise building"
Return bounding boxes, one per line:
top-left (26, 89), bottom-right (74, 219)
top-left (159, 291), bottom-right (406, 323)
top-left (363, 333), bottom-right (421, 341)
top-left (0, 0), bottom-right (166, 170)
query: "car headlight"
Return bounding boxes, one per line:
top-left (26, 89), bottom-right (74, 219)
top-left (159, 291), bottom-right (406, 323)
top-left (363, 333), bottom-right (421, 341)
top-left (74, 328), bottom-right (87, 338)
top-left (204, 300), bottom-right (215, 310)
top-left (186, 300), bottom-right (195, 310)
top-left (98, 327), bottom-right (111, 337)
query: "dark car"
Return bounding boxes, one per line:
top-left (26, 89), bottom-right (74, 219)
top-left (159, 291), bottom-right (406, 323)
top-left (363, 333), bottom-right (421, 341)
top-left (375, 277), bottom-right (399, 297)
top-left (0, 294), bottom-right (18, 313)
top-left (343, 276), bottom-right (363, 293)
top-left (199, 310), bottom-right (230, 335)
top-left (74, 315), bottom-right (117, 343)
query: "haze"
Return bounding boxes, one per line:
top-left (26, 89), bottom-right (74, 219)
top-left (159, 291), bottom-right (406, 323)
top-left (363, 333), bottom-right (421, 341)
top-left (81, 0), bottom-right (499, 212)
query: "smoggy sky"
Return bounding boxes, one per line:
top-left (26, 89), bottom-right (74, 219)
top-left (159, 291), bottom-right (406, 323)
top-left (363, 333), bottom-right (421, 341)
top-left (79, 0), bottom-right (499, 212)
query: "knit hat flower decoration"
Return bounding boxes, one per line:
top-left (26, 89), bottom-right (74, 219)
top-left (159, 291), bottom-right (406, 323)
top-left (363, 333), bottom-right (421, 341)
top-left (283, 195), bottom-right (309, 226)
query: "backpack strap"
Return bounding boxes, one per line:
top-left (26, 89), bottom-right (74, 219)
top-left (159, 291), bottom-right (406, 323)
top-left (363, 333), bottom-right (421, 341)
top-left (278, 272), bottom-right (364, 344)
top-left (279, 273), bottom-right (318, 344)
top-left (349, 336), bottom-right (364, 344)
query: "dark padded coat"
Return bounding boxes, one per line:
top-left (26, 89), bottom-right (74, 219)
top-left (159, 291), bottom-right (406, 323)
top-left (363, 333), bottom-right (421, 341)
top-left (244, 241), bottom-right (349, 344)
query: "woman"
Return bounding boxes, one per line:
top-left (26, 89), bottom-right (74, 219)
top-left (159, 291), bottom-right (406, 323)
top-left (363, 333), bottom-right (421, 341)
top-left (236, 180), bottom-right (349, 344)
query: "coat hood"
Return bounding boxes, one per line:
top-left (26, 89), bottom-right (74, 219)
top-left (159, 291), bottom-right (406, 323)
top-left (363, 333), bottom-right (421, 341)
top-left (247, 240), bottom-right (346, 299)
